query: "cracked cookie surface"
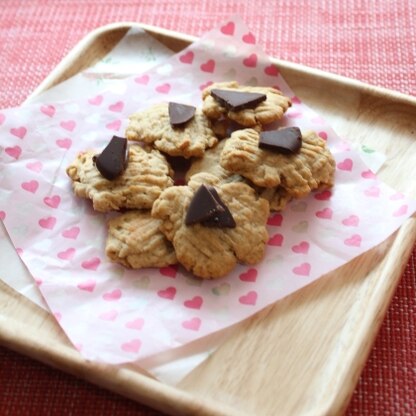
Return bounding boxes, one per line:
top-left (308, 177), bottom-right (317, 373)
top-left (220, 128), bottom-right (335, 197)
top-left (106, 210), bottom-right (177, 269)
top-left (66, 145), bottom-right (173, 212)
top-left (125, 103), bottom-right (218, 158)
top-left (151, 173), bottom-right (269, 279)
top-left (202, 81), bottom-right (291, 128)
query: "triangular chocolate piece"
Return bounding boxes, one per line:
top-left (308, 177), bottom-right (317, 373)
top-left (93, 136), bottom-right (128, 180)
top-left (202, 187), bottom-right (236, 228)
top-left (185, 185), bottom-right (224, 225)
top-left (169, 102), bottom-right (196, 127)
top-left (259, 127), bottom-right (302, 154)
top-left (211, 89), bottom-right (266, 112)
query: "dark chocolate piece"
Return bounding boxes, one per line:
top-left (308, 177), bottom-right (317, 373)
top-left (210, 89), bottom-right (266, 112)
top-left (185, 185), bottom-right (236, 228)
top-left (169, 102), bottom-right (196, 127)
top-left (259, 127), bottom-right (302, 154)
top-left (93, 136), bottom-right (128, 180)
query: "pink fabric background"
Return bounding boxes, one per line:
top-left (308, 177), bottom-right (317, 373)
top-left (0, 1), bottom-right (415, 415)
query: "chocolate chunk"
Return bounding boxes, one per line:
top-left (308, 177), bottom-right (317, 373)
top-left (93, 136), bottom-right (128, 180)
top-left (169, 102), bottom-right (196, 127)
top-left (259, 127), bottom-right (302, 154)
top-left (211, 89), bottom-right (267, 111)
top-left (185, 185), bottom-right (236, 228)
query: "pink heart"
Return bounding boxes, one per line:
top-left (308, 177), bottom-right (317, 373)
top-left (16, 248), bottom-right (23, 255)
top-left (62, 226), bottom-right (80, 239)
top-left (315, 207), bottom-right (333, 220)
top-left (21, 180), bottom-right (39, 193)
top-left (393, 204), bottom-right (408, 217)
top-left (268, 233), bottom-right (284, 246)
top-left (44, 195), bottom-right (61, 208)
top-left (390, 192), bottom-right (404, 200)
top-left (291, 96), bottom-right (302, 104)
top-left (344, 234), bottom-right (362, 247)
top-left (242, 32), bottom-right (255, 44)
top-left (179, 51), bottom-right (194, 64)
top-left (157, 286), bottom-right (176, 300)
top-left (291, 241), bottom-right (310, 254)
top-left (267, 213), bottom-right (283, 226)
top-left (239, 290), bottom-right (257, 306)
top-left (287, 111), bottom-right (302, 119)
top-left (99, 309), bottom-right (118, 321)
top-left (318, 131), bottom-right (328, 140)
top-left (361, 169), bottom-right (376, 179)
top-left (134, 74), bottom-right (150, 85)
top-left (199, 81), bottom-right (213, 91)
top-left (264, 64), bottom-right (279, 76)
top-left (155, 83), bottom-right (171, 94)
top-left (125, 318), bottom-right (145, 330)
top-left (159, 265), bottom-right (178, 278)
top-left (38, 216), bottom-right (56, 230)
top-left (53, 312), bottom-right (62, 321)
top-left (292, 262), bottom-right (311, 276)
top-left (337, 158), bottom-right (353, 171)
top-left (103, 289), bottom-right (122, 301)
top-left (220, 21), bottom-right (235, 36)
top-left (182, 317), bottom-right (201, 331)
top-left (364, 185), bottom-right (380, 198)
top-left (184, 296), bottom-right (203, 309)
top-left (60, 120), bottom-right (76, 131)
top-left (0, 113), bottom-right (5, 124)
top-left (77, 279), bottom-right (96, 292)
top-left (5, 145), bottom-right (22, 160)
top-left (106, 119), bottom-right (121, 131)
top-left (88, 95), bottom-right (103, 105)
top-left (243, 53), bottom-right (257, 68)
top-left (121, 338), bottom-right (142, 353)
top-left (200, 59), bottom-right (215, 73)
top-left (10, 126), bottom-right (27, 139)
top-left (56, 138), bottom-right (72, 149)
top-left (314, 190), bottom-right (332, 201)
top-left (57, 248), bottom-right (76, 260)
top-left (0, 211), bottom-right (5, 221)
top-left (239, 268), bottom-right (257, 282)
top-left (26, 161), bottom-right (43, 172)
top-left (81, 256), bottom-right (101, 271)
top-left (109, 101), bottom-right (124, 112)
top-left (41, 105), bottom-right (56, 117)
top-left (342, 215), bottom-right (359, 226)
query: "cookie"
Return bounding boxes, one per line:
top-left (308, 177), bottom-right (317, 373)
top-left (125, 102), bottom-right (218, 158)
top-left (220, 128), bottom-right (335, 197)
top-left (151, 173), bottom-right (270, 279)
top-left (202, 81), bottom-right (291, 128)
top-left (66, 144), bottom-right (173, 212)
top-left (106, 210), bottom-right (177, 268)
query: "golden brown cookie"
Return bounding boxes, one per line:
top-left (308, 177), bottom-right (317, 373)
top-left (201, 81), bottom-right (291, 128)
top-left (220, 129), bottom-right (335, 197)
top-left (106, 210), bottom-right (177, 269)
top-left (66, 145), bottom-right (173, 212)
top-left (151, 173), bottom-right (269, 279)
top-left (125, 103), bottom-right (218, 158)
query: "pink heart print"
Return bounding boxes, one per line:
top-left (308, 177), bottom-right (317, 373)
top-left (393, 204), bottom-right (408, 217)
top-left (239, 268), bottom-right (258, 282)
top-left (134, 74), bottom-right (150, 85)
top-left (199, 81), bottom-right (213, 91)
top-left (314, 190), bottom-right (332, 201)
top-left (220, 21), bottom-right (235, 36)
top-left (38, 216), bottom-right (57, 230)
top-left (200, 59), bottom-right (216, 73)
top-left (267, 213), bottom-right (283, 226)
top-left (0, 113), bottom-right (5, 125)
top-left (81, 257), bottom-right (101, 271)
top-left (291, 241), bottom-right (310, 254)
top-left (243, 53), bottom-right (257, 68)
top-left (159, 265), bottom-right (178, 278)
top-left (108, 101), bottom-right (124, 112)
top-left (364, 185), bottom-right (380, 198)
top-left (43, 195), bottom-right (61, 208)
top-left (0, 211), bottom-right (6, 221)
top-left (125, 318), bottom-right (145, 330)
top-left (77, 279), bottom-right (96, 292)
top-left (56, 138), bottom-right (72, 149)
top-left (121, 339), bottom-right (142, 353)
top-left (26, 161), bottom-right (43, 173)
top-left (102, 289), bottom-right (122, 301)
top-left (157, 286), bottom-right (176, 300)
top-left (40, 105), bottom-right (56, 117)
top-left (337, 158), bottom-right (353, 171)
top-left (99, 310), bottom-right (118, 321)
top-left (88, 95), bottom-right (103, 105)
top-left (292, 262), bottom-right (311, 276)
top-left (106, 120), bottom-right (121, 131)
top-left (315, 207), bottom-right (333, 220)
top-left (318, 131), bottom-right (328, 140)
top-left (155, 83), bottom-right (171, 94)
top-left (5, 145), bottom-right (22, 160)
top-left (21, 180), bottom-right (39, 193)
top-left (242, 32), bottom-right (255, 44)
top-left (184, 296), bottom-right (203, 309)
top-left (182, 317), bottom-right (201, 331)
top-left (342, 215), bottom-right (360, 226)
top-left (62, 226), bottom-right (80, 239)
top-left (344, 234), bottom-right (362, 247)
top-left (264, 64), bottom-right (279, 76)
top-left (361, 169), bottom-right (376, 179)
top-left (239, 290), bottom-right (258, 305)
top-left (268, 233), bottom-right (284, 246)
top-left (10, 126), bottom-right (27, 139)
top-left (179, 51), bottom-right (194, 64)
top-left (60, 120), bottom-right (76, 132)
top-left (57, 248), bottom-right (76, 260)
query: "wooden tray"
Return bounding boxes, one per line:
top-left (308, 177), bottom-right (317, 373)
top-left (1, 22), bottom-right (416, 416)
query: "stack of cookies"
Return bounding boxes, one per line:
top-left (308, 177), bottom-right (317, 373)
top-left (67, 80), bottom-right (335, 279)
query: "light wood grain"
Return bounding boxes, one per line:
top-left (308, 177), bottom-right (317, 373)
top-left (1, 22), bottom-right (415, 416)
